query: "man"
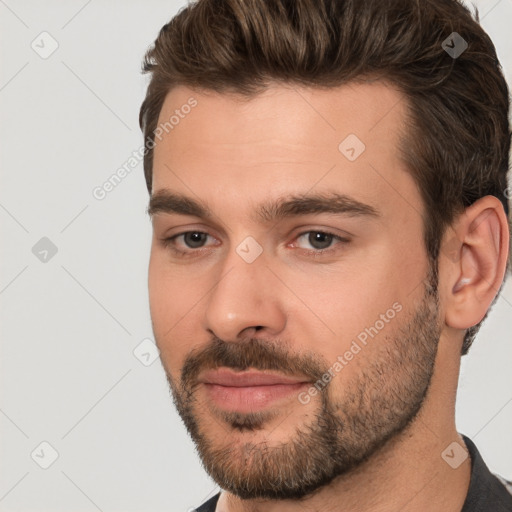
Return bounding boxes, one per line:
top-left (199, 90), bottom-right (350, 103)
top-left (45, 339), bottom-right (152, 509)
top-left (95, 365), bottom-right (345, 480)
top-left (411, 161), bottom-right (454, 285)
top-left (139, 0), bottom-right (512, 510)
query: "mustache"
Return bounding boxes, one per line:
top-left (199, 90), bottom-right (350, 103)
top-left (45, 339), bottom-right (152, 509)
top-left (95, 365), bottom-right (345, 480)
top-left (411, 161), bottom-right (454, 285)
top-left (180, 337), bottom-right (327, 391)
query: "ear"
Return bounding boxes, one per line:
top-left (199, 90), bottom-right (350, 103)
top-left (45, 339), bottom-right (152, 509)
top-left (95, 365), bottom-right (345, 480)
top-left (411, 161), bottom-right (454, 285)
top-left (440, 195), bottom-right (510, 330)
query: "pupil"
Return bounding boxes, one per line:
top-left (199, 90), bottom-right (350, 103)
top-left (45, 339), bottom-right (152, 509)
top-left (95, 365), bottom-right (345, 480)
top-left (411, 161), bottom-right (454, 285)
top-left (186, 232), bottom-right (205, 248)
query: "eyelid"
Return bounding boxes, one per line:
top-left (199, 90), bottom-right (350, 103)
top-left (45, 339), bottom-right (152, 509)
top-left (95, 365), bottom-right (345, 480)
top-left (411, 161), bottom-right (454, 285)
top-left (290, 224), bottom-right (354, 239)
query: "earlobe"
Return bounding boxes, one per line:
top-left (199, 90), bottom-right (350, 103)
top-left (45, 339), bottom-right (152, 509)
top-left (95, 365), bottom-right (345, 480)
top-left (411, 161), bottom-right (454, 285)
top-left (443, 197), bottom-right (509, 331)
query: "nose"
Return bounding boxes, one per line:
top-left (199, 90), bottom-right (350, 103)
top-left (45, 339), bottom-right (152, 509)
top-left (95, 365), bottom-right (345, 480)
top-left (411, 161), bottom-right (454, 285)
top-left (203, 246), bottom-right (287, 342)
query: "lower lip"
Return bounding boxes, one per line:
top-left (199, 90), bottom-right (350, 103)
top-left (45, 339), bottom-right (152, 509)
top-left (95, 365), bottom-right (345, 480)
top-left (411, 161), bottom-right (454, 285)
top-left (203, 382), bottom-right (309, 412)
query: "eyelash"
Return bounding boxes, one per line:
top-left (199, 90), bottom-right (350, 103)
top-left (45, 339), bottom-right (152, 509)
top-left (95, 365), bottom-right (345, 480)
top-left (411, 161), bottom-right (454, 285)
top-left (159, 230), bottom-right (350, 259)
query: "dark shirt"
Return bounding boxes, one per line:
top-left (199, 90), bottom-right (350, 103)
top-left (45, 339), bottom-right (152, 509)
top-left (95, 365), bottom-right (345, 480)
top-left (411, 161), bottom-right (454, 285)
top-left (195, 435), bottom-right (512, 511)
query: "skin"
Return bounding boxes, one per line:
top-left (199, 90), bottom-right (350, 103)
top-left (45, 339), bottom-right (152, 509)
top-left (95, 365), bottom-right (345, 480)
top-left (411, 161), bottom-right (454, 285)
top-left (147, 82), bottom-right (509, 511)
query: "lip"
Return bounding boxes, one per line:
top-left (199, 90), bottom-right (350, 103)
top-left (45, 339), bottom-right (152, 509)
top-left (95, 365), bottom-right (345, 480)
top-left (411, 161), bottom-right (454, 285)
top-left (199, 369), bottom-right (312, 412)
top-left (199, 368), bottom-right (311, 387)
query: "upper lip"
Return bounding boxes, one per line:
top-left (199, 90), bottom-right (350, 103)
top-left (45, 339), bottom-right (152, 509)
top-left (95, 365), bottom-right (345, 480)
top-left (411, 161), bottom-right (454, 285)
top-left (199, 368), bottom-right (311, 387)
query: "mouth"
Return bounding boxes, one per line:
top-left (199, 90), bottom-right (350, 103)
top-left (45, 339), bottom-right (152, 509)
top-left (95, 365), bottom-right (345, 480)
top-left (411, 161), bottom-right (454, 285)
top-left (198, 368), bottom-right (312, 412)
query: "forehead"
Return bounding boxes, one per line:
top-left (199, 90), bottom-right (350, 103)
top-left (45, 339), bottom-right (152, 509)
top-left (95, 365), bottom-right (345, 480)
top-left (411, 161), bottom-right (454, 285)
top-left (151, 81), bottom-right (422, 226)
top-left (155, 80), bottom-right (408, 153)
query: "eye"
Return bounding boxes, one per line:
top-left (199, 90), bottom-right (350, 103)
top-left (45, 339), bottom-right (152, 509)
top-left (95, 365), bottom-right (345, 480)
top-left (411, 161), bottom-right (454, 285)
top-left (292, 230), bottom-right (349, 256)
top-left (160, 231), bottom-right (215, 257)
top-left (160, 229), bottom-right (349, 258)
top-left (176, 231), bottom-right (209, 249)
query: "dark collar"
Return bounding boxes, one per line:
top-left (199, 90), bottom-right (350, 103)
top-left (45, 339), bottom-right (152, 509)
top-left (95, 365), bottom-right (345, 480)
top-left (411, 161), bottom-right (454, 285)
top-left (461, 435), bottom-right (512, 511)
top-left (195, 491), bottom-right (220, 512)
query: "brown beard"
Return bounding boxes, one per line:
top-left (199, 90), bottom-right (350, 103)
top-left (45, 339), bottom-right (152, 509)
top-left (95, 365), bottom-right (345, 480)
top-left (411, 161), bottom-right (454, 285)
top-left (162, 265), bottom-right (441, 500)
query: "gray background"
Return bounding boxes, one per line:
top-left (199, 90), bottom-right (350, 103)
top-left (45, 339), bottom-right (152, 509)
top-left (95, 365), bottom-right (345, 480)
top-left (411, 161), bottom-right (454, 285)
top-left (0, 1), bottom-right (511, 511)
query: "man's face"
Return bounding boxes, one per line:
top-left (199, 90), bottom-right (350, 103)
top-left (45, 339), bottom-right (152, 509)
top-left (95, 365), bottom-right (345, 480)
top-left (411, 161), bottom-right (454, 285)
top-left (148, 82), bottom-right (442, 499)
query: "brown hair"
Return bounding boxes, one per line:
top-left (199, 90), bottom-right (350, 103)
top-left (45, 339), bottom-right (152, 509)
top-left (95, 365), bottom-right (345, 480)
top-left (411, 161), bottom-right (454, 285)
top-left (139, 0), bottom-right (511, 355)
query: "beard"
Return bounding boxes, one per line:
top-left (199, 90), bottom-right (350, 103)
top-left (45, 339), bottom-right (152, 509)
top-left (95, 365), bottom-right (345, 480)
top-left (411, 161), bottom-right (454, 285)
top-left (160, 263), bottom-right (441, 501)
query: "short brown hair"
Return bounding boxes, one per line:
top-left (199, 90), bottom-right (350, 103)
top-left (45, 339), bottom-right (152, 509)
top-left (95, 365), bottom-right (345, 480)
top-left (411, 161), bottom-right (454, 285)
top-left (139, 0), bottom-right (511, 355)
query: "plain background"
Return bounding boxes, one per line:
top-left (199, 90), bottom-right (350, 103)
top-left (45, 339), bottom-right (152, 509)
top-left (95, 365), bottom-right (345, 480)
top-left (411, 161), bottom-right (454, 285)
top-left (0, 1), bottom-right (511, 511)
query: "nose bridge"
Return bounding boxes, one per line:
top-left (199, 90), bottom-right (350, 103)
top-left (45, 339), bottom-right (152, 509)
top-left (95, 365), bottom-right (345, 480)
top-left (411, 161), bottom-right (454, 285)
top-left (203, 235), bottom-right (286, 340)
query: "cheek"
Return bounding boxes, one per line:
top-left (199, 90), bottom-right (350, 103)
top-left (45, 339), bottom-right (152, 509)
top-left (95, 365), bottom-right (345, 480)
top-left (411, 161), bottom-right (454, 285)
top-left (148, 252), bottom-right (189, 343)
top-left (148, 251), bottom-right (208, 374)
top-left (291, 250), bottom-right (406, 358)
top-left (148, 253), bottom-right (169, 327)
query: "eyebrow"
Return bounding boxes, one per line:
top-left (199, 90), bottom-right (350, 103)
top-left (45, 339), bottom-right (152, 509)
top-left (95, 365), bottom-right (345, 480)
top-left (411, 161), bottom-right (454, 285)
top-left (147, 189), bottom-right (380, 224)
